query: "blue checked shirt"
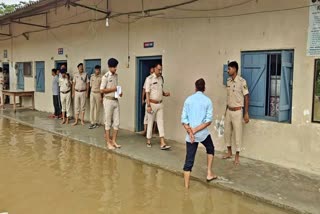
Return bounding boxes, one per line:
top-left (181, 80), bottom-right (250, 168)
top-left (181, 92), bottom-right (213, 143)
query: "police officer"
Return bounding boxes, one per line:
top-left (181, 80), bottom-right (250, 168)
top-left (72, 63), bottom-right (89, 126)
top-left (59, 69), bottom-right (72, 125)
top-left (100, 58), bottom-right (122, 150)
top-left (89, 65), bottom-right (103, 129)
top-left (141, 66), bottom-right (155, 135)
top-left (223, 61), bottom-right (250, 165)
top-left (145, 63), bottom-right (171, 150)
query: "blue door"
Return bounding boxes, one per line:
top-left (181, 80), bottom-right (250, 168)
top-left (241, 53), bottom-right (268, 118)
top-left (135, 56), bottom-right (162, 132)
top-left (17, 63), bottom-right (24, 90)
top-left (35, 61), bottom-right (45, 92)
top-left (85, 59), bottom-right (101, 79)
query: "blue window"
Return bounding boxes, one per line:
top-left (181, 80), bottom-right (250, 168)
top-left (35, 61), bottom-right (45, 92)
top-left (223, 64), bottom-right (228, 86)
top-left (241, 50), bottom-right (294, 123)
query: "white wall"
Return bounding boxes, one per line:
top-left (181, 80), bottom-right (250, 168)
top-left (1, 0), bottom-right (320, 175)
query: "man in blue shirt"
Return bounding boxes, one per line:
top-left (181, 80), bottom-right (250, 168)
top-left (181, 78), bottom-right (217, 188)
top-left (52, 69), bottom-right (61, 118)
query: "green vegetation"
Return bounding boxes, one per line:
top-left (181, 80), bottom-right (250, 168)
top-left (0, 1), bottom-right (34, 16)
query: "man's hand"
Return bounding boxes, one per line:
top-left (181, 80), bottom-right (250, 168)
top-left (244, 112), bottom-right (250, 123)
top-left (147, 106), bottom-right (152, 113)
top-left (120, 92), bottom-right (123, 97)
top-left (142, 100), bottom-right (145, 106)
top-left (189, 131), bottom-right (195, 143)
top-left (86, 92), bottom-right (89, 98)
top-left (72, 93), bottom-right (75, 98)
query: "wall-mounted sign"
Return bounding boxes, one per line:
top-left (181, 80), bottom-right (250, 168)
top-left (58, 48), bottom-right (64, 55)
top-left (144, 42), bottom-right (154, 48)
top-left (3, 49), bottom-right (7, 58)
top-left (307, 0), bottom-right (320, 56)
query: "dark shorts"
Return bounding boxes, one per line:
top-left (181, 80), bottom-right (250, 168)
top-left (183, 135), bottom-right (215, 172)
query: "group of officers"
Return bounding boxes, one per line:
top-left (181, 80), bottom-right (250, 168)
top-left (51, 58), bottom-right (172, 150)
top-left (50, 58), bottom-right (250, 186)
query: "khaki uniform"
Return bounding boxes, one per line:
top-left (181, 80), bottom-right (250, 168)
top-left (145, 73), bottom-right (165, 139)
top-left (143, 75), bottom-right (157, 125)
top-left (0, 72), bottom-right (3, 106)
top-left (59, 77), bottom-right (72, 117)
top-left (90, 73), bottom-right (102, 124)
top-left (224, 75), bottom-right (249, 152)
top-left (73, 72), bottom-right (89, 114)
top-left (100, 71), bottom-right (120, 130)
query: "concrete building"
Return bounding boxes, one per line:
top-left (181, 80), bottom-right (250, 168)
top-left (1, 0), bottom-right (320, 176)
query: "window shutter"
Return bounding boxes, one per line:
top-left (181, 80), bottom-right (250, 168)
top-left (36, 62), bottom-right (45, 92)
top-left (241, 53), bottom-right (267, 118)
top-left (17, 63), bottom-right (24, 90)
top-left (278, 51), bottom-right (293, 122)
top-left (223, 64), bottom-right (229, 86)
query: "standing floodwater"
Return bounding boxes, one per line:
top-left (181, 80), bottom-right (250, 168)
top-left (0, 118), bottom-right (291, 214)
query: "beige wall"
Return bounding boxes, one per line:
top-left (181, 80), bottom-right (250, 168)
top-left (1, 0), bottom-right (320, 175)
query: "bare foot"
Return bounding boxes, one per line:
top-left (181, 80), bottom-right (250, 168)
top-left (222, 153), bottom-right (232, 159)
top-left (112, 141), bottom-right (121, 148)
top-left (107, 143), bottom-right (116, 150)
top-left (61, 120), bottom-right (66, 125)
top-left (81, 121), bottom-right (85, 126)
top-left (234, 154), bottom-right (240, 165)
top-left (206, 173), bottom-right (218, 181)
top-left (72, 121), bottom-right (78, 126)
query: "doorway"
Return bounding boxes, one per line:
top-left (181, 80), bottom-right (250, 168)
top-left (2, 63), bottom-right (10, 104)
top-left (135, 56), bottom-right (162, 132)
top-left (55, 60), bottom-right (67, 70)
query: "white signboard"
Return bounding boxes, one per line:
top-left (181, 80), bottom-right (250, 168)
top-left (307, 0), bottom-right (320, 56)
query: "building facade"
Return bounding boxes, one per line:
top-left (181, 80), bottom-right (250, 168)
top-left (1, 0), bottom-right (320, 175)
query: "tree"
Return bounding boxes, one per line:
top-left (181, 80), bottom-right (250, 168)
top-left (0, 1), bottom-right (34, 16)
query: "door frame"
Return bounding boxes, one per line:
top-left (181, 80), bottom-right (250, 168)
top-left (55, 60), bottom-right (67, 70)
top-left (135, 55), bottom-right (162, 132)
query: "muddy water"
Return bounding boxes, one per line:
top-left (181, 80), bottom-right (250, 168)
top-left (0, 118), bottom-right (290, 214)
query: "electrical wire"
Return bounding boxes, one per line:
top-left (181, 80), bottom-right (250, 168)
top-left (174, 0), bottom-right (255, 12)
top-left (152, 4), bottom-right (313, 20)
top-left (0, 3), bottom-right (314, 42)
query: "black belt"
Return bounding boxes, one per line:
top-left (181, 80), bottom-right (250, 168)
top-left (150, 99), bottom-right (162, 104)
top-left (105, 97), bottom-right (118, 101)
top-left (76, 89), bottom-right (86, 92)
top-left (61, 90), bottom-right (71, 94)
top-left (92, 91), bottom-right (101, 93)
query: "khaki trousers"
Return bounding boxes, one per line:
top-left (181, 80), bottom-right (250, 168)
top-left (147, 103), bottom-right (164, 139)
top-left (103, 99), bottom-right (120, 130)
top-left (0, 90), bottom-right (3, 106)
top-left (90, 92), bottom-right (101, 124)
top-left (224, 109), bottom-right (243, 152)
top-left (60, 92), bottom-right (71, 117)
top-left (74, 91), bottom-right (86, 114)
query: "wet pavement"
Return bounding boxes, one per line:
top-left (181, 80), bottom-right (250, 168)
top-left (0, 118), bottom-right (291, 214)
top-left (1, 109), bottom-right (320, 214)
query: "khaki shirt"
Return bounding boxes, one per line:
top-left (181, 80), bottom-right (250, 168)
top-left (227, 75), bottom-right (249, 107)
top-left (73, 72), bottom-right (89, 91)
top-left (0, 73), bottom-right (3, 90)
top-left (145, 73), bottom-right (163, 101)
top-left (59, 77), bottom-right (71, 92)
top-left (90, 74), bottom-right (102, 93)
top-left (100, 71), bottom-right (118, 98)
top-left (143, 74), bottom-right (152, 89)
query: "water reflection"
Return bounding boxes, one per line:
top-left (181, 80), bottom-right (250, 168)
top-left (0, 118), bottom-right (290, 214)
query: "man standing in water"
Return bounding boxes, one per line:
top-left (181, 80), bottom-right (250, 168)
top-left (223, 61), bottom-right (250, 165)
top-left (181, 78), bottom-right (217, 188)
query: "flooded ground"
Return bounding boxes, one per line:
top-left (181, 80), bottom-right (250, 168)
top-left (0, 118), bottom-right (291, 214)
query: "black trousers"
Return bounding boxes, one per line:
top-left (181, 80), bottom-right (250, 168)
top-left (183, 135), bottom-right (215, 172)
top-left (53, 95), bottom-right (62, 116)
